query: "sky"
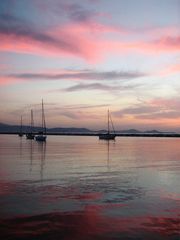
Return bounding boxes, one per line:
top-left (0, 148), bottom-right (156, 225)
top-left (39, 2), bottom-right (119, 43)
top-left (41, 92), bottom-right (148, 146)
top-left (0, 0), bottom-right (179, 131)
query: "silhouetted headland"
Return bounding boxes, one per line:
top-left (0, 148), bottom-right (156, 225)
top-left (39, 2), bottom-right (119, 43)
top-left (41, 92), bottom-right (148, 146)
top-left (0, 123), bottom-right (179, 138)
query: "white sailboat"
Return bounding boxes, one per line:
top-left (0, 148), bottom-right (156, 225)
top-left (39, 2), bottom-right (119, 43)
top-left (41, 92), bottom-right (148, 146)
top-left (35, 99), bottom-right (47, 142)
top-left (99, 110), bottom-right (116, 140)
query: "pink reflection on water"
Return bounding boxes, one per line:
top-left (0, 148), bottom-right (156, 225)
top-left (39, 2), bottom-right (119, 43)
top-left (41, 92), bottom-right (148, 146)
top-left (0, 211), bottom-right (179, 240)
top-left (75, 192), bottom-right (103, 200)
top-left (84, 203), bottom-right (127, 211)
top-left (142, 216), bottom-right (180, 237)
top-left (0, 181), bottom-right (15, 196)
top-left (160, 190), bottom-right (180, 201)
top-left (0, 136), bottom-right (180, 239)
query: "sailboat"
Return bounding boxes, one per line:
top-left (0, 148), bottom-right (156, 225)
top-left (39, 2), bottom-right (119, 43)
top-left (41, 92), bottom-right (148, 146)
top-left (99, 110), bottom-right (116, 140)
top-left (26, 109), bottom-right (35, 139)
top-left (18, 116), bottom-right (24, 137)
top-left (35, 99), bottom-right (47, 142)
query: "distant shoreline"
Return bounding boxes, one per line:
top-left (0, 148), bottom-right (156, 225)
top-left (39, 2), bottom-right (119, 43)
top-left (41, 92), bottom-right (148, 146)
top-left (1, 132), bottom-right (180, 138)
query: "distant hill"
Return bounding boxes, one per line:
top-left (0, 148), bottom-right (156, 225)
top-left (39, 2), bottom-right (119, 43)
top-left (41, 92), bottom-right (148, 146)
top-left (0, 123), bottom-right (27, 133)
top-left (0, 122), bottom-right (174, 134)
top-left (0, 123), bottom-right (92, 133)
top-left (144, 130), bottom-right (161, 134)
top-left (118, 129), bottom-right (141, 134)
top-left (116, 129), bottom-right (175, 134)
top-left (48, 127), bottom-right (92, 133)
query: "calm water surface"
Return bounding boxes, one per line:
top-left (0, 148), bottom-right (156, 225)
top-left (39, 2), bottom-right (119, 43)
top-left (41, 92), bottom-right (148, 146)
top-left (0, 135), bottom-right (179, 239)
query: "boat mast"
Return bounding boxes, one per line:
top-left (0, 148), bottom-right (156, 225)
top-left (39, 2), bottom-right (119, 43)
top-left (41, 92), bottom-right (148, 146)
top-left (31, 109), bottom-right (34, 133)
top-left (42, 99), bottom-right (43, 132)
top-left (109, 113), bottom-right (115, 134)
top-left (107, 109), bottom-right (110, 134)
top-left (20, 115), bottom-right (23, 133)
top-left (42, 99), bottom-right (46, 134)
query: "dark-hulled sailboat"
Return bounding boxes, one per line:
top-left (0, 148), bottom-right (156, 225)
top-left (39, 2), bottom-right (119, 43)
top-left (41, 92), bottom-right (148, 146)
top-left (99, 110), bottom-right (116, 140)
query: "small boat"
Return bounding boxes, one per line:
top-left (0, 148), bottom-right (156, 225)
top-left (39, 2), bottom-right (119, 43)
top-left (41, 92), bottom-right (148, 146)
top-left (26, 109), bottom-right (35, 140)
top-left (99, 110), bottom-right (116, 140)
top-left (18, 116), bottom-right (24, 137)
top-left (35, 99), bottom-right (47, 142)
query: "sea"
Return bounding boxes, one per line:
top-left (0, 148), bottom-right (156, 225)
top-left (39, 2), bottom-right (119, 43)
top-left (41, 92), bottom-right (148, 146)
top-left (0, 135), bottom-right (179, 239)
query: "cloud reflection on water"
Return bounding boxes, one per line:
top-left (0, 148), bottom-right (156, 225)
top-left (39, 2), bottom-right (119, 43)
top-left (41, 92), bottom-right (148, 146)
top-left (0, 136), bottom-right (179, 239)
top-left (0, 211), bottom-right (179, 240)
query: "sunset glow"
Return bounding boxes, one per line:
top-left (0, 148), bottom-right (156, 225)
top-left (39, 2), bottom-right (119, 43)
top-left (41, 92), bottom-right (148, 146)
top-left (0, 0), bottom-right (179, 131)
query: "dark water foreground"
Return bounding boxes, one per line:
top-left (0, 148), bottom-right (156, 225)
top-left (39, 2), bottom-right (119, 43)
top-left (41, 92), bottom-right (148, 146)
top-left (0, 135), bottom-right (179, 239)
top-left (1, 211), bottom-right (179, 240)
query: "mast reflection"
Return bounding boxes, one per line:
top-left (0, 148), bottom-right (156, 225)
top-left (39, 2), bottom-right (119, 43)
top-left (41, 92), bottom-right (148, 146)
top-left (19, 137), bottom-right (23, 161)
top-left (37, 142), bottom-right (46, 182)
top-left (106, 139), bottom-right (115, 170)
top-left (29, 139), bottom-right (34, 173)
top-left (107, 140), bottom-right (110, 169)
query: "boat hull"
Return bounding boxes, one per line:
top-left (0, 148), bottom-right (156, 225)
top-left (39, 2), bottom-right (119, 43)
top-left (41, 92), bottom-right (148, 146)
top-left (26, 133), bottom-right (35, 140)
top-left (35, 135), bottom-right (46, 142)
top-left (99, 134), bottom-right (116, 140)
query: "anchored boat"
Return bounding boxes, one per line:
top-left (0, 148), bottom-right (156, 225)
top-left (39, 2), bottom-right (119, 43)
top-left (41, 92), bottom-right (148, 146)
top-left (99, 110), bottom-right (116, 140)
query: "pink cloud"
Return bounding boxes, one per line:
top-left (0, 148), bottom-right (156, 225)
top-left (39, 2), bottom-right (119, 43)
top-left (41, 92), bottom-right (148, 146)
top-left (149, 36), bottom-right (180, 52)
top-left (0, 33), bottom-right (94, 60)
top-left (158, 63), bottom-right (180, 76)
top-left (0, 68), bottom-right (146, 86)
top-left (113, 97), bottom-right (180, 129)
top-left (150, 97), bottom-right (180, 109)
top-left (109, 36), bottom-right (180, 55)
top-left (40, 24), bottom-right (180, 58)
top-left (0, 75), bottom-right (21, 85)
top-left (0, 14), bottom-right (179, 63)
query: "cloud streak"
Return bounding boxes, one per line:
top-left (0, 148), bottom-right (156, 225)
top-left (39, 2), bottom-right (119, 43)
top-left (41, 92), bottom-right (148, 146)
top-left (35, 1), bottom-right (99, 24)
top-left (0, 14), bottom-right (82, 54)
top-left (5, 70), bottom-right (146, 81)
top-left (136, 110), bottom-right (180, 120)
top-left (0, 12), bottom-right (179, 62)
top-left (113, 105), bottom-right (160, 117)
top-left (62, 82), bottom-right (140, 93)
top-left (113, 97), bottom-right (180, 120)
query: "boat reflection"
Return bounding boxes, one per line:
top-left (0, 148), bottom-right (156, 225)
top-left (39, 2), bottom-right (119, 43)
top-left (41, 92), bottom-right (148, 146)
top-left (37, 142), bottom-right (46, 182)
top-left (19, 136), bottom-right (23, 159)
top-left (102, 139), bottom-right (116, 170)
top-left (0, 136), bottom-right (179, 240)
top-left (27, 140), bottom-right (46, 181)
top-left (28, 139), bottom-right (34, 173)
